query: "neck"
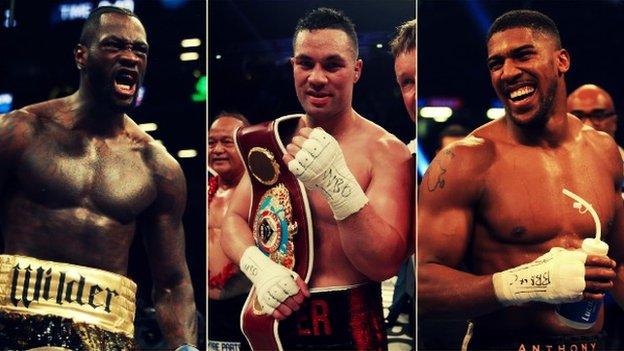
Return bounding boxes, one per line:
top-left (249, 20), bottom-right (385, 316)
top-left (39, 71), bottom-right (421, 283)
top-left (72, 84), bottom-right (126, 136)
top-left (303, 108), bottom-right (356, 137)
top-left (218, 171), bottom-right (243, 189)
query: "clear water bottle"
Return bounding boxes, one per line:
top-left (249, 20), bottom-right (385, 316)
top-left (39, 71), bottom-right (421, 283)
top-left (555, 238), bottom-right (609, 329)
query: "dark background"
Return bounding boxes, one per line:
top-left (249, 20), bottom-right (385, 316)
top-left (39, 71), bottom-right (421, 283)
top-left (208, 0), bottom-right (416, 145)
top-left (0, 0), bottom-right (206, 343)
top-left (419, 0), bottom-right (624, 164)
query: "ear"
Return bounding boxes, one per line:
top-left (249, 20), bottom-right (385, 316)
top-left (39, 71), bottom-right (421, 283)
top-left (354, 59), bottom-right (363, 83)
top-left (556, 48), bottom-right (570, 75)
top-left (290, 57), bottom-right (295, 68)
top-left (74, 44), bottom-right (87, 70)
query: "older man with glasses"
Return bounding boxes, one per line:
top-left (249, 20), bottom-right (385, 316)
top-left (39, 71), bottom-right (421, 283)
top-left (568, 84), bottom-right (624, 160)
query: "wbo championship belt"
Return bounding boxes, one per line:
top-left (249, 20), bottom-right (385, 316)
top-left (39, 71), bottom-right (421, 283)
top-left (235, 114), bottom-right (314, 351)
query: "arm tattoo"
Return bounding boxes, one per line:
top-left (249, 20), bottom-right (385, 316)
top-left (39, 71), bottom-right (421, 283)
top-left (425, 149), bottom-right (455, 192)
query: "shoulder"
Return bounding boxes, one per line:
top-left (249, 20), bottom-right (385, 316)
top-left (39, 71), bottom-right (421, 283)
top-left (144, 140), bottom-right (187, 211)
top-left (147, 143), bottom-right (185, 185)
top-left (125, 116), bottom-right (186, 185)
top-left (357, 118), bottom-right (411, 163)
top-left (420, 124), bottom-right (498, 203)
top-left (434, 129), bottom-right (497, 177)
top-left (0, 108), bottom-right (39, 129)
top-left (3, 98), bottom-right (74, 133)
top-left (578, 121), bottom-right (622, 177)
top-left (579, 122), bottom-right (619, 153)
top-left (0, 98), bottom-right (58, 128)
top-left (0, 107), bottom-right (42, 156)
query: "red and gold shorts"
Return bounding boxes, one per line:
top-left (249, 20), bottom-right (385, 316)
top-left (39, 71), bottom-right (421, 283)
top-left (278, 282), bottom-right (387, 351)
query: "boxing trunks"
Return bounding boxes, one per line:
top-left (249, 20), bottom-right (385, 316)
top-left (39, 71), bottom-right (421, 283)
top-left (208, 295), bottom-right (251, 351)
top-left (0, 255), bottom-right (137, 350)
top-left (279, 282), bottom-right (387, 351)
top-left (463, 321), bottom-right (605, 351)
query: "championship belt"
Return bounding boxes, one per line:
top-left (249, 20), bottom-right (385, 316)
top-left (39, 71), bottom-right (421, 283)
top-left (235, 114), bottom-right (314, 351)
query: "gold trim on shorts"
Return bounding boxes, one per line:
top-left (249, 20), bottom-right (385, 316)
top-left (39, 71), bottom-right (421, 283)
top-left (0, 255), bottom-right (137, 338)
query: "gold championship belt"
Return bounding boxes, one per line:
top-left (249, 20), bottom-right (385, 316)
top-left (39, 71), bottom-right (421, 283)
top-left (0, 255), bottom-right (137, 342)
top-left (235, 114), bottom-right (314, 351)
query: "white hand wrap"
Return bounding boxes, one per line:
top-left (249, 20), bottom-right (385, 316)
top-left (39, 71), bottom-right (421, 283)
top-left (287, 128), bottom-right (368, 220)
top-left (239, 246), bottom-right (300, 314)
top-left (492, 247), bottom-right (587, 306)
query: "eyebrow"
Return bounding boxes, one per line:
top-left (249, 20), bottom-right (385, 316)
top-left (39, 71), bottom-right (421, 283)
top-left (101, 35), bottom-right (148, 47)
top-left (488, 44), bottom-right (535, 61)
top-left (294, 54), bottom-right (347, 62)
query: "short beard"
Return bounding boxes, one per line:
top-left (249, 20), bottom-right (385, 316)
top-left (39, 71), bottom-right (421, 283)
top-left (507, 81), bottom-right (557, 130)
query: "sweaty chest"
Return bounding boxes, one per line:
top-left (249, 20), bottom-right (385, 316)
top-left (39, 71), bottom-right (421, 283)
top-left (480, 149), bottom-right (615, 243)
top-left (16, 135), bottom-right (157, 223)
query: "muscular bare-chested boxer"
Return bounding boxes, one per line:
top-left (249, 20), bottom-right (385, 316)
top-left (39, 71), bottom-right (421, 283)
top-left (208, 112), bottom-right (251, 350)
top-left (0, 6), bottom-right (197, 350)
top-left (419, 10), bottom-right (624, 351)
top-left (222, 8), bottom-right (413, 350)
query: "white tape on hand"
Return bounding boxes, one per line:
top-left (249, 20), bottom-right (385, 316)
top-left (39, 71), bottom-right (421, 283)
top-left (239, 246), bottom-right (300, 314)
top-left (287, 128), bottom-right (368, 220)
top-left (492, 247), bottom-right (587, 306)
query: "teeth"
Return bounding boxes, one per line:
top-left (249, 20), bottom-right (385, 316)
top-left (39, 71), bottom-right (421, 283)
top-left (510, 86), bottom-right (535, 99)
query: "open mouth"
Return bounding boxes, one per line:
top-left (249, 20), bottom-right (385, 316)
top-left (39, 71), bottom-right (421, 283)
top-left (113, 70), bottom-right (138, 97)
top-left (508, 85), bottom-right (535, 103)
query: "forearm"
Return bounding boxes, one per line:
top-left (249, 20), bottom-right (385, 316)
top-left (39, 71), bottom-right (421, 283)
top-left (338, 205), bottom-right (408, 281)
top-left (418, 262), bottom-right (502, 318)
top-left (221, 213), bottom-right (255, 264)
top-left (152, 278), bottom-right (198, 347)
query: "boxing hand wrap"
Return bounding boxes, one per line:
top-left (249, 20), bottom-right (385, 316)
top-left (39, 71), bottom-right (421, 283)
top-left (492, 247), bottom-right (587, 306)
top-left (287, 127), bottom-right (368, 220)
top-left (239, 246), bottom-right (300, 314)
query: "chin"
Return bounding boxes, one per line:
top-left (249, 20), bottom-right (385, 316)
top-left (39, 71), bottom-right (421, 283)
top-left (212, 165), bottom-right (230, 174)
top-left (111, 98), bottom-right (136, 112)
top-left (303, 108), bottom-right (324, 120)
top-left (305, 106), bottom-right (339, 120)
top-left (509, 110), bottom-right (549, 129)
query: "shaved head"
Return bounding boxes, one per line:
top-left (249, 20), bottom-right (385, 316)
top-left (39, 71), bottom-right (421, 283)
top-left (568, 84), bottom-right (617, 136)
top-left (568, 84), bottom-right (614, 111)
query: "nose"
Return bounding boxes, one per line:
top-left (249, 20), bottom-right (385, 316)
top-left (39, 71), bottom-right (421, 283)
top-left (212, 141), bottom-right (225, 153)
top-left (119, 47), bottom-right (141, 67)
top-left (500, 59), bottom-right (522, 83)
top-left (308, 64), bottom-right (328, 88)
